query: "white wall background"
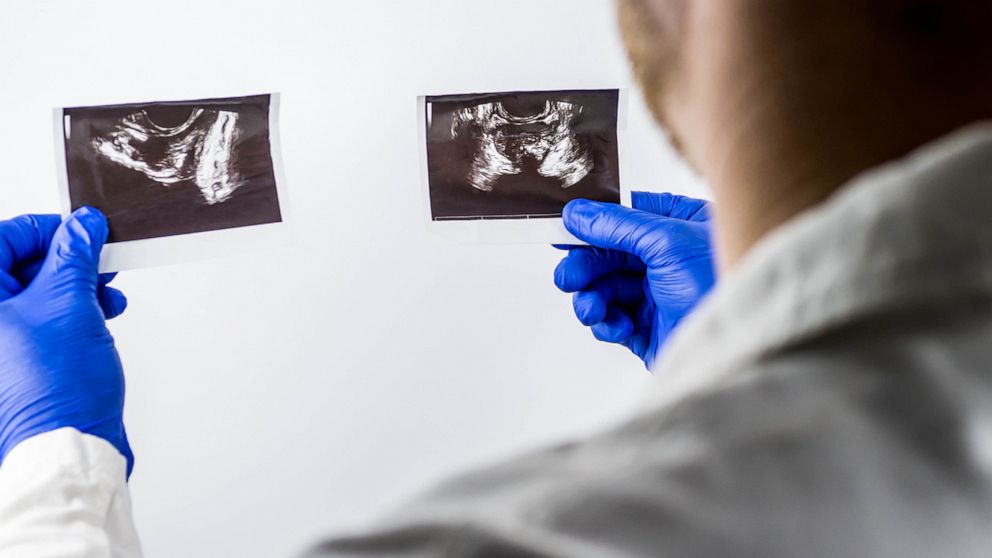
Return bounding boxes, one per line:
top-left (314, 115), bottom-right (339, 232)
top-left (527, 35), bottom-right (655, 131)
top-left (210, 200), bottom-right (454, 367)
top-left (0, 1), bottom-right (706, 556)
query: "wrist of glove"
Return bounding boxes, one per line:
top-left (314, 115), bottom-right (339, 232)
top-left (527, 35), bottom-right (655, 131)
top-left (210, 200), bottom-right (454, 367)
top-left (0, 209), bottom-right (132, 477)
top-left (554, 191), bottom-right (716, 370)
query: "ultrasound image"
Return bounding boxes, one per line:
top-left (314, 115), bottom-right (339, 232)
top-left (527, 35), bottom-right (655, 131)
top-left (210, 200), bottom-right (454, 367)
top-left (62, 94), bottom-right (282, 243)
top-left (426, 90), bottom-right (620, 220)
top-left (92, 109), bottom-right (243, 205)
top-left (451, 100), bottom-right (592, 191)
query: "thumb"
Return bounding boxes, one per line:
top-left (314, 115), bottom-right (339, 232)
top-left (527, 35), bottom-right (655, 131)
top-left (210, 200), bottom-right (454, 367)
top-left (563, 199), bottom-right (675, 261)
top-left (33, 207), bottom-right (108, 296)
top-left (631, 192), bottom-right (710, 222)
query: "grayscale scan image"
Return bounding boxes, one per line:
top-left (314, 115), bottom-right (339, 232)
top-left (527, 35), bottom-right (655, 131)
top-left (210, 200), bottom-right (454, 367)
top-left (425, 89), bottom-right (621, 220)
top-left (62, 94), bottom-right (282, 243)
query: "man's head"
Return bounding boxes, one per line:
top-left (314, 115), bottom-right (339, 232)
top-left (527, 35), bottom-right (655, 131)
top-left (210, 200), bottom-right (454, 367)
top-left (617, 0), bottom-right (992, 165)
top-left (616, 0), bottom-right (992, 267)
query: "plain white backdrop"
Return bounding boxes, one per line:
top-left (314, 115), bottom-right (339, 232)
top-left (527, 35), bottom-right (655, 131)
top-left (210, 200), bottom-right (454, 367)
top-left (0, 1), bottom-right (707, 556)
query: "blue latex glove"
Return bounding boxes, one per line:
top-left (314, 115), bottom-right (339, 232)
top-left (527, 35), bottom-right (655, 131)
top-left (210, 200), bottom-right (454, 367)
top-left (0, 208), bottom-right (133, 476)
top-left (554, 192), bottom-right (715, 370)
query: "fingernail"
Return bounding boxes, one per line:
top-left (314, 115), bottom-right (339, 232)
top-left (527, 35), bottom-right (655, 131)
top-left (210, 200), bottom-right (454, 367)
top-left (73, 206), bottom-right (105, 227)
top-left (69, 207), bottom-right (108, 246)
top-left (563, 199), bottom-right (602, 222)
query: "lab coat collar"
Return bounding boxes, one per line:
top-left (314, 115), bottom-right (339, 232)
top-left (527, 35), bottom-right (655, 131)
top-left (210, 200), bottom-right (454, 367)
top-left (649, 122), bottom-right (992, 405)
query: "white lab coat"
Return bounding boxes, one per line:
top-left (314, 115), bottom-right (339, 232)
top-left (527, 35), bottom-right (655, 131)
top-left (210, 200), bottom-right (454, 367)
top-left (4, 123), bottom-right (992, 557)
top-left (0, 429), bottom-right (139, 557)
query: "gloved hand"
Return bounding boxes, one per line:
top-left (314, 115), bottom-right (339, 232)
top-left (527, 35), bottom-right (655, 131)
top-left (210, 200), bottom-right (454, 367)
top-left (554, 192), bottom-right (716, 370)
top-left (0, 208), bottom-right (133, 476)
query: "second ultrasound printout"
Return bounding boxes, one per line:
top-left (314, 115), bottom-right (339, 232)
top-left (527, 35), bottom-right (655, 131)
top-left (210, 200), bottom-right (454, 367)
top-left (420, 89), bottom-right (627, 243)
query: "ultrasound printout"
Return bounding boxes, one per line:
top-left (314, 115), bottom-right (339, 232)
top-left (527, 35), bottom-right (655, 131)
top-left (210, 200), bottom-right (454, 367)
top-left (425, 89), bottom-right (621, 221)
top-left (61, 94), bottom-right (282, 243)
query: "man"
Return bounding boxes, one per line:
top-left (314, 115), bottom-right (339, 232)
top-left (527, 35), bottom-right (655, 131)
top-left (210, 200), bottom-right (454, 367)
top-left (2, 0), bottom-right (992, 555)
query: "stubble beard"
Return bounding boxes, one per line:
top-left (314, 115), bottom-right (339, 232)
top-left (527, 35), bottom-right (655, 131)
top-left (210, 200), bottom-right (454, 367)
top-left (616, 0), bottom-right (691, 163)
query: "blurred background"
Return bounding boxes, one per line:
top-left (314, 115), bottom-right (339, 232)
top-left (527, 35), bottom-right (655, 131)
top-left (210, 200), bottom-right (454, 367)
top-left (0, 1), bottom-right (706, 555)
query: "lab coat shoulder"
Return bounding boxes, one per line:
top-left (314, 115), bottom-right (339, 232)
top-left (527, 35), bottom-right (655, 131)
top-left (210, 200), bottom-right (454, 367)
top-left (306, 326), bottom-right (992, 557)
top-left (302, 392), bottom-right (767, 557)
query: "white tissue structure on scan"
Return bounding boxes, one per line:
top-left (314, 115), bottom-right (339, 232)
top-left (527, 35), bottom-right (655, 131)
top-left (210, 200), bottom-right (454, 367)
top-left (92, 109), bottom-right (244, 205)
top-left (450, 100), bottom-right (593, 192)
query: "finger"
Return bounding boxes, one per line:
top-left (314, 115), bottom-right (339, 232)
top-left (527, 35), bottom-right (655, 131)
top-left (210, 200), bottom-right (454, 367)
top-left (554, 246), bottom-right (645, 292)
top-left (11, 262), bottom-right (115, 293)
top-left (563, 200), bottom-right (683, 263)
top-left (1, 256), bottom-right (41, 300)
top-left (590, 306), bottom-right (635, 343)
top-left (99, 286), bottom-right (128, 320)
top-left (0, 214), bottom-right (62, 273)
top-left (12, 257), bottom-right (45, 288)
top-left (32, 207), bottom-right (109, 298)
top-left (624, 333), bottom-right (653, 365)
top-left (631, 192), bottom-right (711, 222)
top-left (572, 274), bottom-right (644, 326)
top-left (0, 273), bottom-right (20, 300)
